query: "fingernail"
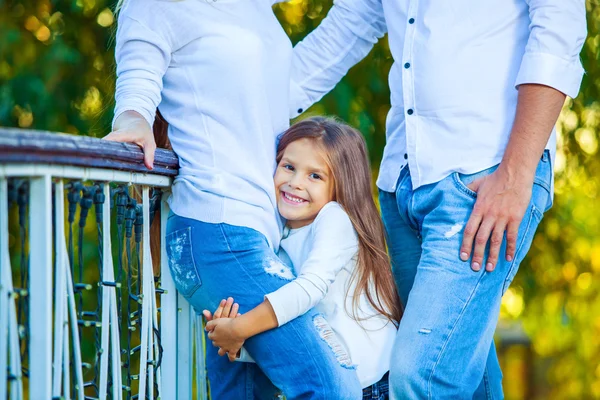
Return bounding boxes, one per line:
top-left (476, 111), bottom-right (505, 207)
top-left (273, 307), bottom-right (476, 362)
top-left (460, 252), bottom-right (468, 261)
top-left (507, 255), bottom-right (513, 262)
top-left (472, 262), bottom-right (480, 271)
top-left (486, 263), bottom-right (494, 271)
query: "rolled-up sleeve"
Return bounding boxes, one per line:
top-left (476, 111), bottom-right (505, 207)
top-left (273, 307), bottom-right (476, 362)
top-left (290, 0), bottom-right (387, 118)
top-left (113, 14), bottom-right (172, 129)
top-left (515, 0), bottom-right (587, 98)
top-left (265, 204), bottom-right (358, 326)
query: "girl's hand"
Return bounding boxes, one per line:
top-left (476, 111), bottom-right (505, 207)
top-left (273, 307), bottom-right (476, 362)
top-left (203, 297), bottom-right (240, 322)
top-left (206, 318), bottom-right (245, 362)
top-left (203, 298), bottom-right (243, 361)
top-left (104, 110), bottom-right (156, 170)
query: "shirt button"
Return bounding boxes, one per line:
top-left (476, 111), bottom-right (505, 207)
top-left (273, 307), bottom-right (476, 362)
top-left (404, 62), bottom-right (411, 69)
top-left (409, 18), bottom-right (415, 24)
top-left (404, 153), bottom-right (408, 159)
top-left (407, 109), bottom-right (414, 115)
top-left (297, 108), bottom-right (303, 114)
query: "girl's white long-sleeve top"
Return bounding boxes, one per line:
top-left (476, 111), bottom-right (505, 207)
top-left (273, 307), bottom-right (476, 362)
top-left (265, 202), bottom-right (397, 388)
top-left (113, 0), bottom-right (292, 249)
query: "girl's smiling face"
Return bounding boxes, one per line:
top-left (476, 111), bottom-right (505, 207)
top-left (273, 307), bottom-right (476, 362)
top-left (274, 138), bottom-right (335, 229)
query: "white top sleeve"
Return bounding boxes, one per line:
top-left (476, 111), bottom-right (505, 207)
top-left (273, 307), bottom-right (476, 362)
top-left (515, 0), bottom-right (587, 98)
top-left (289, 0), bottom-right (387, 118)
top-left (265, 203), bottom-right (358, 326)
top-left (235, 347), bottom-right (255, 363)
top-left (113, 6), bottom-right (173, 129)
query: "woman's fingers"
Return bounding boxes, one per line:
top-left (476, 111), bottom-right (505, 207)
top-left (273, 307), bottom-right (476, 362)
top-left (202, 310), bottom-right (213, 321)
top-left (142, 139), bottom-right (156, 170)
top-left (103, 128), bottom-right (156, 170)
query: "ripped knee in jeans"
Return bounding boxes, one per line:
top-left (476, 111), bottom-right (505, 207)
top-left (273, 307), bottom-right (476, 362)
top-left (313, 314), bottom-right (356, 370)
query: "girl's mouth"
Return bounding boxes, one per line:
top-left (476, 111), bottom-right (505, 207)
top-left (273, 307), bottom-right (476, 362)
top-left (280, 191), bottom-right (308, 205)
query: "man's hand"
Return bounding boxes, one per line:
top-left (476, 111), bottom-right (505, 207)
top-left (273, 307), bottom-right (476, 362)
top-left (104, 110), bottom-right (156, 170)
top-left (459, 165), bottom-right (533, 272)
top-left (459, 84), bottom-right (566, 273)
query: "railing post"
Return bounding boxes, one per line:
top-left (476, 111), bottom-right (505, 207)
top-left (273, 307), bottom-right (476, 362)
top-left (52, 180), bottom-right (66, 397)
top-left (194, 313), bottom-right (208, 399)
top-left (177, 295), bottom-right (193, 399)
top-left (99, 183), bottom-right (123, 400)
top-left (159, 199), bottom-right (178, 398)
top-left (29, 175), bottom-right (53, 399)
top-left (0, 178), bottom-right (8, 399)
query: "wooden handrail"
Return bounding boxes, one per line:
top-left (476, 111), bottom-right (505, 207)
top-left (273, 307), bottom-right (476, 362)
top-left (0, 128), bottom-right (179, 177)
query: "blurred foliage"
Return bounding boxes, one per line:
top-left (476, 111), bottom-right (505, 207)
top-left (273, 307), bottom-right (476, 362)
top-left (1, 0), bottom-right (600, 398)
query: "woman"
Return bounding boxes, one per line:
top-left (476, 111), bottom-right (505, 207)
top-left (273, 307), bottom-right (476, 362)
top-left (105, 0), bottom-right (362, 398)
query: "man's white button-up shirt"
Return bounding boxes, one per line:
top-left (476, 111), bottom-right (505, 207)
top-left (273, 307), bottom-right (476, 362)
top-left (290, 0), bottom-right (587, 192)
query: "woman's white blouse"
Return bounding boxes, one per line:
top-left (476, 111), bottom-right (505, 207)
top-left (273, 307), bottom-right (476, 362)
top-left (114, 0), bottom-right (292, 249)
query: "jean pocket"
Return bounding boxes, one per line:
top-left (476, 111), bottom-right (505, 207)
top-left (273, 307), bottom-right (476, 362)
top-left (452, 164), bottom-right (500, 199)
top-left (502, 202), bottom-right (543, 294)
top-left (165, 226), bottom-right (202, 297)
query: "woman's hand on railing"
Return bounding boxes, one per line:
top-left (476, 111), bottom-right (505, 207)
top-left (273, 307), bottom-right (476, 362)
top-left (104, 110), bottom-right (156, 170)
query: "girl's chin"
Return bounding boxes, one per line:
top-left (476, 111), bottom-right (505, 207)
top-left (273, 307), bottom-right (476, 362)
top-left (278, 208), bottom-right (307, 222)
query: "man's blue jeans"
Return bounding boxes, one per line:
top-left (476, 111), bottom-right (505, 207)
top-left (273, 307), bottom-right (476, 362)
top-left (379, 151), bottom-right (552, 399)
top-left (165, 216), bottom-right (362, 400)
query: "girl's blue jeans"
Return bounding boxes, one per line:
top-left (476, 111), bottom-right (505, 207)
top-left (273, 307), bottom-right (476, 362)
top-left (165, 215), bottom-right (362, 400)
top-left (362, 372), bottom-right (390, 399)
top-left (379, 151), bottom-right (552, 399)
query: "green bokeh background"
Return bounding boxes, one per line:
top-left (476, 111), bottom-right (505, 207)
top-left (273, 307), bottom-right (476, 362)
top-left (1, 0), bottom-right (599, 398)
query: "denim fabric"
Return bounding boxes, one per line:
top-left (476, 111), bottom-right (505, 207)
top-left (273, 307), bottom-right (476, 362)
top-left (380, 151), bottom-right (552, 399)
top-left (166, 216), bottom-right (362, 400)
top-left (363, 372), bottom-right (390, 400)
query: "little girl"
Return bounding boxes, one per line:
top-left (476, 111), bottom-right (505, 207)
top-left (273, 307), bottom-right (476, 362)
top-left (205, 117), bottom-right (402, 398)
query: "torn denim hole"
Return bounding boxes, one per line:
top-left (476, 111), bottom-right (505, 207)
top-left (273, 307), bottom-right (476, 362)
top-left (263, 257), bottom-right (294, 280)
top-left (444, 223), bottom-right (464, 239)
top-left (419, 328), bottom-right (432, 334)
top-left (313, 314), bottom-right (356, 370)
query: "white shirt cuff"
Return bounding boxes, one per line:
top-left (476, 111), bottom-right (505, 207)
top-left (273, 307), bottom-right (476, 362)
top-left (264, 289), bottom-right (291, 327)
top-left (515, 52), bottom-right (585, 99)
top-left (289, 79), bottom-right (312, 119)
top-left (235, 347), bottom-right (255, 363)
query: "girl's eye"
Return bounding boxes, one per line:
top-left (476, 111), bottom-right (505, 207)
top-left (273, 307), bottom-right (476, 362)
top-left (310, 173), bottom-right (321, 180)
top-left (283, 164), bottom-right (294, 171)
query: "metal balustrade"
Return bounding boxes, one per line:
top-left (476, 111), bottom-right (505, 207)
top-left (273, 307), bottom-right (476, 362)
top-left (0, 128), bottom-right (208, 399)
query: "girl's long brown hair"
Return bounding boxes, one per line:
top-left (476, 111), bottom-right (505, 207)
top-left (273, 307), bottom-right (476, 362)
top-left (276, 116), bottom-right (402, 325)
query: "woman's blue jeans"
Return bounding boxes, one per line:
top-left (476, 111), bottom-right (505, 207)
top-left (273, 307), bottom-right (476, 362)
top-left (379, 151), bottom-right (552, 399)
top-left (166, 215), bottom-right (362, 400)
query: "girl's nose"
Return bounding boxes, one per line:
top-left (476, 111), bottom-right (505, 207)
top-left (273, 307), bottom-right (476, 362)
top-left (288, 174), bottom-right (303, 189)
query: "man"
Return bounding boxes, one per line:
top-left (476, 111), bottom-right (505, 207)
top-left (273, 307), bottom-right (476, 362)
top-left (290, 0), bottom-right (586, 398)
